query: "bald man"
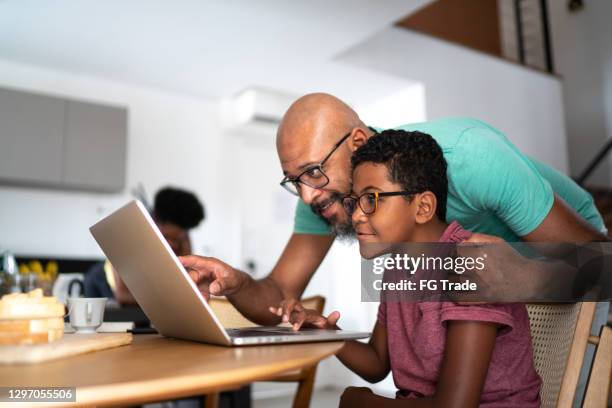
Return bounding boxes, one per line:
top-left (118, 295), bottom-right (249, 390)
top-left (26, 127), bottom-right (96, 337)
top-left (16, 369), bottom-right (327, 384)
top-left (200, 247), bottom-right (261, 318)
top-left (180, 93), bottom-right (608, 327)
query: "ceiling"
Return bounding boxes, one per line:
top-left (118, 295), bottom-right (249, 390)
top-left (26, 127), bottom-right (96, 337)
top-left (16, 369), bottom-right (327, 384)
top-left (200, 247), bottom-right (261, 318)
top-left (0, 0), bottom-right (431, 100)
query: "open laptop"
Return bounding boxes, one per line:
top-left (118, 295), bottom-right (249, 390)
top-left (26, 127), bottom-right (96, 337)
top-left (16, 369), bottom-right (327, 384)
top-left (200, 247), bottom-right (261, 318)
top-left (89, 200), bottom-right (370, 346)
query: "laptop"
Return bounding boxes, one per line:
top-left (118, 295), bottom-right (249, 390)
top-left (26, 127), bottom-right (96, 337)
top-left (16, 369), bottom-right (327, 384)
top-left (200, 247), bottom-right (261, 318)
top-left (89, 200), bottom-right (370, 346)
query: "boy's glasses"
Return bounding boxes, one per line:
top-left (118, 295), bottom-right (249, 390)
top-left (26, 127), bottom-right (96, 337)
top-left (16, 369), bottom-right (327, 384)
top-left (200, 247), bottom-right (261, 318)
top-left (342, 191), bottom-right (417, 215)
top-left (279, 131), bottom-right (352, 196)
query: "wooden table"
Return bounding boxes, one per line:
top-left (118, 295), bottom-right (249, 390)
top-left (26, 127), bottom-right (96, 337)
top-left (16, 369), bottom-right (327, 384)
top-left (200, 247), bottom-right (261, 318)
top-left (0, 335), bottom-right (344, 407)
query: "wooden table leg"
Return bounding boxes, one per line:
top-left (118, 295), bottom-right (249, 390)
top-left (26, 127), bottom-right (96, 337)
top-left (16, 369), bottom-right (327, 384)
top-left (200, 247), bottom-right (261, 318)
top-left (204, 392), bottom-right (219, 408)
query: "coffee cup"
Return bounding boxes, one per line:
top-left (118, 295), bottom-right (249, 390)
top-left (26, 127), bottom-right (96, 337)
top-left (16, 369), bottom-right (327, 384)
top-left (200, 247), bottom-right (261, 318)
top-left (67, 297), bottom-right (107, 333)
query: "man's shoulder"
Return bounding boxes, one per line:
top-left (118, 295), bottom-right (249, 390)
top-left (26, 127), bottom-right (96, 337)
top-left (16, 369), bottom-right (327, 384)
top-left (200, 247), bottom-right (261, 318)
top-left (390, 117), bottom-right (498, 150)
top-left (393, 117), bottom-right (488, 133)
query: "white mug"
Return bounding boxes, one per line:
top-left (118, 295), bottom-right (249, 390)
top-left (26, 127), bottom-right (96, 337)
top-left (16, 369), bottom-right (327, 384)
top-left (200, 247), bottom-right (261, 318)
top-left (67, 297), bottom-right (107, 333)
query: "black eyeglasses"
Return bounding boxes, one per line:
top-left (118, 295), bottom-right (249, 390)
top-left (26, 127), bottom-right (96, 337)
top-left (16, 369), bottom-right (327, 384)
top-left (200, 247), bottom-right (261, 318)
top-left (279, 131), bottom-right (352, 196)
top-left (342, 191), bottom-right (417, 215)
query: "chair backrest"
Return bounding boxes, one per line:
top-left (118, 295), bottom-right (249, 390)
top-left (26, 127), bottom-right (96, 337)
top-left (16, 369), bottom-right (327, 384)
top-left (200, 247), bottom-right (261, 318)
top-left (208, 296), bottom-right (326, 329)
top-left (527, 302), bottom-right (596, 408)
top-left (583, 325), bottom-right (612, 407)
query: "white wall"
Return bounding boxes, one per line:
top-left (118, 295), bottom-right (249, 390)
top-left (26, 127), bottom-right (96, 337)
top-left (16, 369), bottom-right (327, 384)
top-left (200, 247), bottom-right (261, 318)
top-left (0, 59), bottom-right (241, 265)
top-left (548, 0), bottom-right (612, 185)
top-left (336, 26), bottom-right (569, 173)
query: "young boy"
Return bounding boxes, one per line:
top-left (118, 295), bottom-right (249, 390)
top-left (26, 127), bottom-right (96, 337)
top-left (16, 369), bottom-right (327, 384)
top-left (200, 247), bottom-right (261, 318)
top-left (274, 130), bottom-right (542, 407)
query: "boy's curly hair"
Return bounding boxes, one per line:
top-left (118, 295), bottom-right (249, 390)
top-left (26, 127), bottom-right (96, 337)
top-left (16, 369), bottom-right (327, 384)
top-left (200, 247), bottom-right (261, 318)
top-left (351, 129), bottom-right (448, 221)
top-left (154, 187), bottom-right (205, 229)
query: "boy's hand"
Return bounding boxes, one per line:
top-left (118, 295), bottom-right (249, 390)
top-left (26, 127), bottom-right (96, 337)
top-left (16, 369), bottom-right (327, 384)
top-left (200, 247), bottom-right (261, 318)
top-left (339, 386), bottom-right (374, 408)
top-left (268, 298), bottom-right (340, 331)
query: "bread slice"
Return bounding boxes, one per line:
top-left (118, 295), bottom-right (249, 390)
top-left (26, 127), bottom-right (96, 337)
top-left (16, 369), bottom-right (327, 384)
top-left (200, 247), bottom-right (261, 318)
top-left (0, 290), bottom-right (65, 345)
top-left (0, 319), bottom-right (64, 345)
top-left (0, 317), bottom-right (64, 333)
top-left (0, 289), bottom-right (65, 320)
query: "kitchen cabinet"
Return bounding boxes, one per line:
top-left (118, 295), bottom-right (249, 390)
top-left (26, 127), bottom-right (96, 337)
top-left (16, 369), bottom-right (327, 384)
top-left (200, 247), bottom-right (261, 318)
top-left (0, 87), bottom-right (127, 192)
top-left (0, 87), bottom-right (65, 185)
top-left (63, 101), bottom-right (127, 191)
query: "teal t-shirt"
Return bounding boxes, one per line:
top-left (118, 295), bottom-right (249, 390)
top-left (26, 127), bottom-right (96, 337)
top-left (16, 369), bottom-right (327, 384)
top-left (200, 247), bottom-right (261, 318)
top-left (293, 117), bottom-right (605, 242)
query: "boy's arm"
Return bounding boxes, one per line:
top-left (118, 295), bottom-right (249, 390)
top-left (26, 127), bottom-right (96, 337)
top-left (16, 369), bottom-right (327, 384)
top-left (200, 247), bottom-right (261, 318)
top-left (339, 320), bottom-right (498, 408)
top-left (272, 306), bottom-right (391, 383)
top-left (336, 322), bottom-right (390, 384)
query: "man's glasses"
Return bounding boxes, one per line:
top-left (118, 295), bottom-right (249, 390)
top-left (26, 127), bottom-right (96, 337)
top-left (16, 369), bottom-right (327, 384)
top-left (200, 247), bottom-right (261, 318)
top-left (342, 191), bottom-right (417, 216)
top-left (279, 131), bottom-right (352, 196)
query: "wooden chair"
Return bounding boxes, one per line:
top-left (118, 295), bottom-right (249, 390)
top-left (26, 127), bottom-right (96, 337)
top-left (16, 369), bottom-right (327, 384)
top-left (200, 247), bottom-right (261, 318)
top-left (583, 324), bottom-right (611, 407)
top-left (526, 302), bottom-right (611, 407)
top-left (206, 295), bottom-right (326, 408)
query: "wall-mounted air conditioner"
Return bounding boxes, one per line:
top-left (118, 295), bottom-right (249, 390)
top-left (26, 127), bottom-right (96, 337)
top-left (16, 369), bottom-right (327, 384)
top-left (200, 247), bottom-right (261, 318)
top-left (223, 86), bottom-right (297, 129)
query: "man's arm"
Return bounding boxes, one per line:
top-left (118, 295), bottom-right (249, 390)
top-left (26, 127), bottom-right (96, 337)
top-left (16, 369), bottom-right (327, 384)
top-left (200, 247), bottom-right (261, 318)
top-left (451, 126), bottom-right (608, 243)
top-left (524, 194), bottom-right (609, 243)
top-left (457, 195), bottom-right (611, 302)
top-left (228, 233), bottom-right (334, 325)
top-left (181, 233), bottom-right (334, 326)
top-left (450, 127), bottom-right (610, 300)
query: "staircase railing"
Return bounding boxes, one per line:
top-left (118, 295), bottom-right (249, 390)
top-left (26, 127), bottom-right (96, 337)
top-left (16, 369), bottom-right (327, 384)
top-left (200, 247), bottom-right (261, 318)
top-left (575, 139), bottom-right (612, 186)
top-left (501, 0), bottom-right (555, 73)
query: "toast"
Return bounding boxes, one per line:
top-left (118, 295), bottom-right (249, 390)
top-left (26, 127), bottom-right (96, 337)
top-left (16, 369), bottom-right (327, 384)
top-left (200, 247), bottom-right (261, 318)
top-left (0, 289), bottom-right (65, 345)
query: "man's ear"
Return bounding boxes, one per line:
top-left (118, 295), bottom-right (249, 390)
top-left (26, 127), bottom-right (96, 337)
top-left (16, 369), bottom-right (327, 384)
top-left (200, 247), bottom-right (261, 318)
top-left (414, 192), bottom-right (438, 225)
top-left (348, 127), bottom-right (370, 152)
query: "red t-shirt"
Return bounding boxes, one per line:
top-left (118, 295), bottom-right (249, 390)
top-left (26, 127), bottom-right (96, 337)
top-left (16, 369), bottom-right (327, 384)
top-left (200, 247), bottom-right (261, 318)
top-left (377, 221), bottom-right (542, 407)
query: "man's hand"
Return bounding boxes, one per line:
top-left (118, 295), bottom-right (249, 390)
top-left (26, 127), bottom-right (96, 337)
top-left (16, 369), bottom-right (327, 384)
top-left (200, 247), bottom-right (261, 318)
top-left (452, 233), bottom-right (558, 302)
top-left (463, 232), bottom-right (504, 245)
top-left (268, 298), bottom-right (340, 331)
top-left (179, 255), bottom-right (246, 300)
top-left (339, 387), bottom-right (374, 408)
top-left (451, 233), bottom-right (528, 302)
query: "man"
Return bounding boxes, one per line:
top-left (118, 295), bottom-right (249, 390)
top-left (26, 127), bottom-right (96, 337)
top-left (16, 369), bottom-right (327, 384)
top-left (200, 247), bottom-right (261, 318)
top-left (181, 93), bottom-right (608, 328)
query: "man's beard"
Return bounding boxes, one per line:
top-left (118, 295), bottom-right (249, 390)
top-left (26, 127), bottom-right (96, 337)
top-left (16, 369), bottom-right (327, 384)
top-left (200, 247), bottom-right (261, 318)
top-left (310, 193), bottom-right (355, 242)
top-left (331, 219), bottom-right (356, 242)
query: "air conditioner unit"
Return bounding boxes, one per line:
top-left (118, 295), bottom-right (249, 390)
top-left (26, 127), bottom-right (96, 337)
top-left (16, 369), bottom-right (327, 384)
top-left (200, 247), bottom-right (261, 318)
top-left (224, 86), bottom-right (297, 128)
